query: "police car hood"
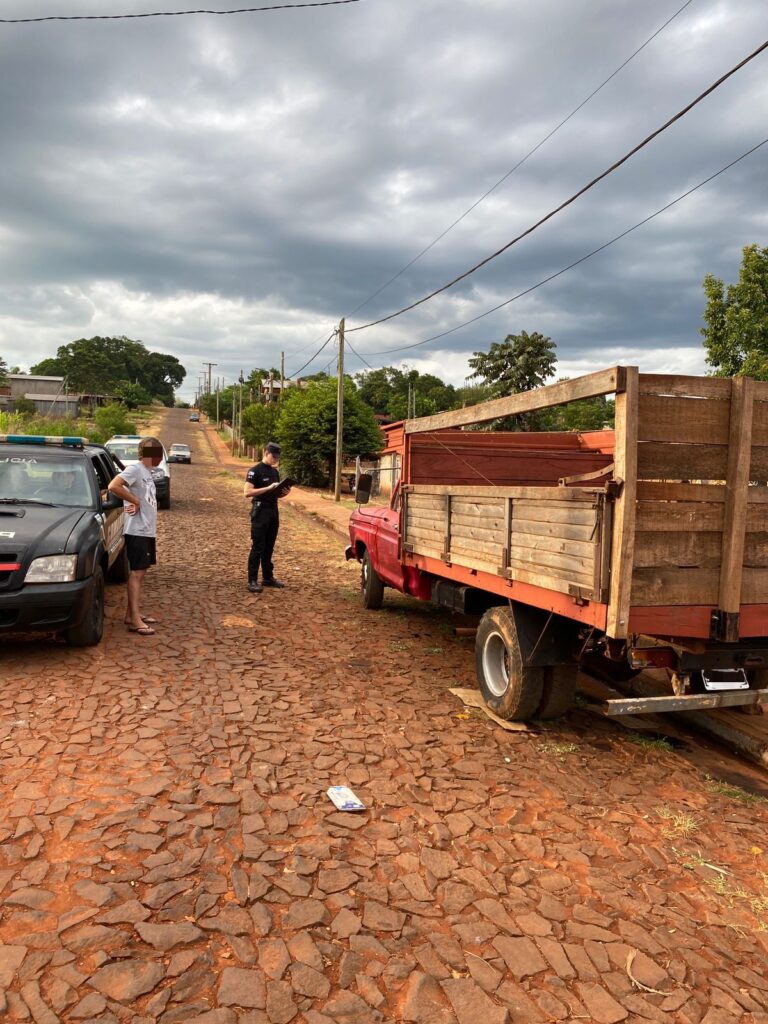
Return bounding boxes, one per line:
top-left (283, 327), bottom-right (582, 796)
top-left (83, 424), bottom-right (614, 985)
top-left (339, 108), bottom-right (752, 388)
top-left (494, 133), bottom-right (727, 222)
top-left (0, 504), bottom-right (88, 556)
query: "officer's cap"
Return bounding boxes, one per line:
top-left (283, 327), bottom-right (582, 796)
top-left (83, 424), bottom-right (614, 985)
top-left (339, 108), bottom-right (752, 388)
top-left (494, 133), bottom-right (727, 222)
top-left (265, 441), bottom-right (282, 457)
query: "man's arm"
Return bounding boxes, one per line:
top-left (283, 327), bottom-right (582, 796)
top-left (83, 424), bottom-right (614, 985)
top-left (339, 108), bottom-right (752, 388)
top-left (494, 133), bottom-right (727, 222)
top-left (243, 480), bottom-right (280, 499)
top-left (108, 474), bottom-right (140, 511)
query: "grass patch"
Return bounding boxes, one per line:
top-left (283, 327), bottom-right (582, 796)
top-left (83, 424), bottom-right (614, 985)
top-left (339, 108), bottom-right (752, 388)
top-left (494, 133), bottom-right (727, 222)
top-left (704, 773), bottom-right (766, 806)
top-left (539, 741), bottom-right (579, 759)
top-left (656, 804), bottom-right (700, 840)
top-left (627, 732), bottom-right (674, 752)
top-left (424, 646), bottom-right (445, 655)
top-left (388, 641), bottom-right (409, 652)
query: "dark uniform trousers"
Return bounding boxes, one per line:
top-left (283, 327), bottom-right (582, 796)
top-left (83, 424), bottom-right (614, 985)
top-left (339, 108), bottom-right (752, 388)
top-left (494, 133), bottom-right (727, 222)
top-left (249, 503), bottom-right (279, 584)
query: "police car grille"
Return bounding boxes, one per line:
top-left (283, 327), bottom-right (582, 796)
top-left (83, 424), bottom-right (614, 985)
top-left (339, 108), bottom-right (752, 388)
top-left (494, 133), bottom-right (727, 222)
top-left (0, 553), bottom-right (21, 586)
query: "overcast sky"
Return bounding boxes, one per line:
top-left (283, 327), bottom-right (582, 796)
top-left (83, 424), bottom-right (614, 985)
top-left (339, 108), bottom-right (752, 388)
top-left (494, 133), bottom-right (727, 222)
top-left (0, 0), bottom-right (765, 401)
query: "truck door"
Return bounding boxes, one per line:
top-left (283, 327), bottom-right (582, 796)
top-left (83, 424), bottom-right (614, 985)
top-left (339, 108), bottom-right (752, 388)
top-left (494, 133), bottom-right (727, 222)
top-left (374, 482), bottom-right (405, 590)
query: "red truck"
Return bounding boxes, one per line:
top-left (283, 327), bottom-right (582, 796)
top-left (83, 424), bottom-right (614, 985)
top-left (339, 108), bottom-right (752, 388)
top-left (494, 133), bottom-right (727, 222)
top-left (346, 367), bottom-right (768, 721)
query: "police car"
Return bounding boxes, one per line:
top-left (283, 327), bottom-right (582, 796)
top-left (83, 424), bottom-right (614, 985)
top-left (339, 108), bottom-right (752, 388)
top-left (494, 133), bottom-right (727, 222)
top-left (0, 434), bottom-right (128, 646)
top-left (105, 434), bottom-right (171, 509)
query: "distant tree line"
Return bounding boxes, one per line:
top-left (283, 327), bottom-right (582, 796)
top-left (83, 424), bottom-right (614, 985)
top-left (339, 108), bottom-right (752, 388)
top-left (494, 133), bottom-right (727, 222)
top-left (30, 336), bottom-right (186, 408)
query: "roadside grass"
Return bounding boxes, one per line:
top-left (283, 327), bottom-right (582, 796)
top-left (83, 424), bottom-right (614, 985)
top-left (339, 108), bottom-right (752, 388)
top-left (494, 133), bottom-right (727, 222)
top-left (539, 741), bottom-right (579, 759)
top-left (627, 733), bottom-right (674, 753)
top-left (388, 640), bottom-right (410, 652)
top-left (703, 773), bottom-right (766, 806)
top-left (424, 646), bottom-right (445, 655)
top-left (656, 804), bottom-right (700, 839)
top-left (675, 848), bottom-right (768, 928)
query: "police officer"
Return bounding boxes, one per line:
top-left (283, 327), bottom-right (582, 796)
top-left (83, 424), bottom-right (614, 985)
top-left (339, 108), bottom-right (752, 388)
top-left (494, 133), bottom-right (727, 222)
top-left (244, 441), bottom-right (290, 593)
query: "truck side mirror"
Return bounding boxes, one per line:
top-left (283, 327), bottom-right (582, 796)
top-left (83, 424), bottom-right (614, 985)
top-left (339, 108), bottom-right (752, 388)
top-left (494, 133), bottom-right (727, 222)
top-left (355, 473), bottom-right (373, 505)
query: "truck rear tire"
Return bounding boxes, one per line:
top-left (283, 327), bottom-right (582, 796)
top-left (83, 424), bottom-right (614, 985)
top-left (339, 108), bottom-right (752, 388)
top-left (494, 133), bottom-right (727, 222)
top-left (65, 567), bottom-right (105, 647)
top-left (536, 664), bottom-right (578, 719)
top-left (475, 606), bottom-right (544, 721)
top-left (361, 550), bottom-right (384, 610)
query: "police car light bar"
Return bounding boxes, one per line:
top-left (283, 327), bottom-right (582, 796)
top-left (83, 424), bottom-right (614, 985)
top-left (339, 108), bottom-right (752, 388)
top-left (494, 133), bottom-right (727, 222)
top-left (0, 435), bottom-right (89, 446)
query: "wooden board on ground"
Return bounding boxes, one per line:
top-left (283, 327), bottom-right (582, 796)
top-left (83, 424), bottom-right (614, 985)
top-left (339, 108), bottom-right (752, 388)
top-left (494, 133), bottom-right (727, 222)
top-left (449, 688), bottom-right (530, 732)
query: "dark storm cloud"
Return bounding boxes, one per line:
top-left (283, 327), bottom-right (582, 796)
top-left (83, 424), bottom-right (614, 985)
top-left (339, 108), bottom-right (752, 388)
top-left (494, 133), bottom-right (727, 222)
top-left (0, 0), bottom-right (765, 396)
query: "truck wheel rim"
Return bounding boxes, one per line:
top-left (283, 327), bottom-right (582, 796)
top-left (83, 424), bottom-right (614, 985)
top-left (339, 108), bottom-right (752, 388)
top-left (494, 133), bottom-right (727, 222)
top-left (482, 630), bottom-right (510, 698)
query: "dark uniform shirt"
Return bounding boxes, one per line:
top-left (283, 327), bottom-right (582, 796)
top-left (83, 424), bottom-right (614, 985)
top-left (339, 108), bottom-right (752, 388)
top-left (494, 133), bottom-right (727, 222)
top-left (246, 461), bottom-right (280, 508)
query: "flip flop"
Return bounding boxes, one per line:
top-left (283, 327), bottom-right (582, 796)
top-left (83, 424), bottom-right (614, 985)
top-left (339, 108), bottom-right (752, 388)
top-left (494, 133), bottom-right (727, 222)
top-left (141, 616), bottom-right (160, 624)
top-left (128, 625), bottom-right (156, 636)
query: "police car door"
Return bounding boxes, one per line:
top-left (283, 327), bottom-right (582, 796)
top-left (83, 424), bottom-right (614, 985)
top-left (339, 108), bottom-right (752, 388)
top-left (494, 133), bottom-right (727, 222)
top-left (91, 453), bottom-right (125, 564)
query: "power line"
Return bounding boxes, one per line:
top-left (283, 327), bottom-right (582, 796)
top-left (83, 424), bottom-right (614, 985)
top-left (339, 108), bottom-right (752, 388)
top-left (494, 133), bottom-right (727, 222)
top-left (360, 135), bottom-right (767, 359)
top-left (0, 0), bottom-right (361, 23)
top-left (345, 337), bottom-right (375, 371)
top-left (347, 37), bottom-right (768, 335)
top-left (285, 329), bottom-right (335, 379)
top-left (345, 0), bottom-right (695, 320)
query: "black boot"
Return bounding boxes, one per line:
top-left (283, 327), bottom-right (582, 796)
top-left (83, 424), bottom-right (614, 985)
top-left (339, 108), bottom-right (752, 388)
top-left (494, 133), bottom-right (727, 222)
top-left (247, 580), bottom-right (263, 593)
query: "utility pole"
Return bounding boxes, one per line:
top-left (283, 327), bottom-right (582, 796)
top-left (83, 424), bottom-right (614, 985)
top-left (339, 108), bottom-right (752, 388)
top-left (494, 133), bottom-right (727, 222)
top-left (334, 318), bottom-right (345, 501)
top-left (215, 380), bottom-right (219, 425)
top-left (280, 351), bottom-right (285, 402)
top-left (231, 389), bottom-right (236, 455)
top-left (203, 362), bottom-right (217, 396)
top-left (238, 371), bottom-right (244, 457)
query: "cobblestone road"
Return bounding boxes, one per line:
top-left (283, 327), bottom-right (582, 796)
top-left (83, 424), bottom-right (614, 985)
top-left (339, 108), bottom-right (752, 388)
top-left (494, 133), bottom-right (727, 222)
top-left (1, 408), bottom-right (768, 1024)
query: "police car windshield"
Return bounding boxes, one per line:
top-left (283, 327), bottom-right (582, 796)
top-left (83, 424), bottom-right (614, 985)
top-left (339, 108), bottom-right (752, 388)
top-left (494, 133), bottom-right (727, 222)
top-left (107, 443), bottom-right (140, 462)
top-left (0, 454), bottom-right (94, 508)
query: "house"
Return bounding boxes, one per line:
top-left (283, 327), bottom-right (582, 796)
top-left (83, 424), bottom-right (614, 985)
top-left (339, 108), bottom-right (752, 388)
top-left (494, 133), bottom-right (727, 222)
top-left (0, 374), bottom-right (110, 416)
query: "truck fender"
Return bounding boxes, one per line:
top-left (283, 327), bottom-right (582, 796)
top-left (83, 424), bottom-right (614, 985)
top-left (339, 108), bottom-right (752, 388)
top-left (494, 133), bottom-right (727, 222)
top-left (505, 601), bottom-right (581, 668)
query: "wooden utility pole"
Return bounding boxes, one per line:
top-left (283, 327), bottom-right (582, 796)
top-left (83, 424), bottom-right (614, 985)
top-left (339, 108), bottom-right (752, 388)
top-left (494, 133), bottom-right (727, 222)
top-left (334, 319), bottom-right (345, 501)
top-left (280, 351), bottom-right (285, 401)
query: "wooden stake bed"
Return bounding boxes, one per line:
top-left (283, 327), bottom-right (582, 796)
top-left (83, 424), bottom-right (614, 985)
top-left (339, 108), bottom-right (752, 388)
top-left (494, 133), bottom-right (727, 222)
top-left (399, 367), bottom-right (768, 643)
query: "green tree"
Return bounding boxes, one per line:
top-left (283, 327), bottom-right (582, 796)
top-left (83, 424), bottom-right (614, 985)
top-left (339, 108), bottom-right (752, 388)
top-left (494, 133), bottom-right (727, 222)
top-left (355, 366), bottom-right (456, 419)
top-left (11, 397), bottom-right (37, 416)
top-left (468, 331), bottom-right (557, 430)
top-left (0, 356), bottom-right (8, 385)
top-left (30, 337), bottom-right (186, 406)
top-left (113, 381), bottom-right (152, 409)
top-left (277, 379), bottom-right (382, 486)
top-left (241, 402), bottom-right (280, 452)
top-left (702, 245), bottom-right (768, 379)
top-left (93, 403), bottom-right (137, 440)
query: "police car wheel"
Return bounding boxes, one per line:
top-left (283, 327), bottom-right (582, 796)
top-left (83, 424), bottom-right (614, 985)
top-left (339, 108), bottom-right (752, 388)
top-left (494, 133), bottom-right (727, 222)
top-left (65, 567), bottom-right (105, 647)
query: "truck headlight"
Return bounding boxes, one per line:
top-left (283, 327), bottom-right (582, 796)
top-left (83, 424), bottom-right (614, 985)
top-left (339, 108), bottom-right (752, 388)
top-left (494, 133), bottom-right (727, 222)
top-left (25, 554), bottom-right (78, 583)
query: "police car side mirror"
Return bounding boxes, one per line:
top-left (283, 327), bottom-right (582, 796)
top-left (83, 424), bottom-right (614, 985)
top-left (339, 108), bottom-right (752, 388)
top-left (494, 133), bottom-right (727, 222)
top-left (102, 491), bottom-right (123, 510)
top-left (355, 473), bottom-right (372, 505)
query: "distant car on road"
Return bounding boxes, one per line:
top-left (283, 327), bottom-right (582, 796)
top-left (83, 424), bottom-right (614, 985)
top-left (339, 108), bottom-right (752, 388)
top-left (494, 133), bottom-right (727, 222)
top-left (104, 434), bottom-right (172, 509)
top-left (0, 433), bottom-right (128, 646)
top-left (169, 443), bottom-right (192, 464)
top-left (189, 412), bottom-right (200, 422)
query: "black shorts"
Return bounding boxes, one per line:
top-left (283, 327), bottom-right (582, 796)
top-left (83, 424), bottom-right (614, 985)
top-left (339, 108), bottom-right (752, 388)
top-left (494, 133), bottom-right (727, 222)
top-left (125, 535), bottom-right (157, 571)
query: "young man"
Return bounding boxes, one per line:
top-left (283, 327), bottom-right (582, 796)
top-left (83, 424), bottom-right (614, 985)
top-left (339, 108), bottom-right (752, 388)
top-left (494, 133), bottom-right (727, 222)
top-left (108, 437), bottom-right (162, 635)
top-left (244, 440), bottom-right (290, 593)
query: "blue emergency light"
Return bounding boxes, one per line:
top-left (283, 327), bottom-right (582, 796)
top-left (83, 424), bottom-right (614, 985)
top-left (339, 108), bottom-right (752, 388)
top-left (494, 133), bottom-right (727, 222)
top-left (0, 435), bottom-right (88, 446)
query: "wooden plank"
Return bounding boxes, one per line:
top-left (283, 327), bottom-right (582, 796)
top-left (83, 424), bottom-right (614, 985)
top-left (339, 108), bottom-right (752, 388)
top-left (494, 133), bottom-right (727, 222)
top-left (405, 541), bottom-right (444, 561)
top-left (451, 523), bottom-right (505, 544)
top-left (719, 376), bottom-right (755, 625)
top-left (508, 545), bottom-right (594, 577)
top-left (637, 441), bottom-right (727, 481)
top-left (750, 447), bottom-right (768, 478)
top-left (509, 504), bottom-right (598, 527)
top-left (507, 563), bottom-right (590, 595)
top-left (633, 530), bottom-right (723, 569)
top-left (752, 399), bottom-right (768, 446)
top-left (637, 394), bottom-right (730, 445)
top-left (450, 537), bottom-right (505, 557)
top-left (632, 567), bottom-right (718, 605)
top-left (607, 367), bottom-right (639, 638)
top-left (405, 367), bottom-right (625, 433)
top-left (510, 517), bottom-right (597, 543)
top-left (509, 532), bottom-right (596, 560)
top-left (406, 506), bottom-right (449, 524)
top-left (450, 511), bottom-right (506, 530)
top-left (446, 554), bottom-right (504, 575)
top-left (744, 535), bottom-right (768, 568)
top-left (405, 518), bottom-right (444, 536)
top-left (450, 500), bottom-right (506, 516)
top-left (635, 501), bottom-right (724, 532)
top-left (406, 524), bottom-right (450, 543)
top-left (638, 374), bottom-right (732, 399)
top-left (637, 481), bottom-right (727, 502)
top-left (407, 484), bottom-right (604, 501)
